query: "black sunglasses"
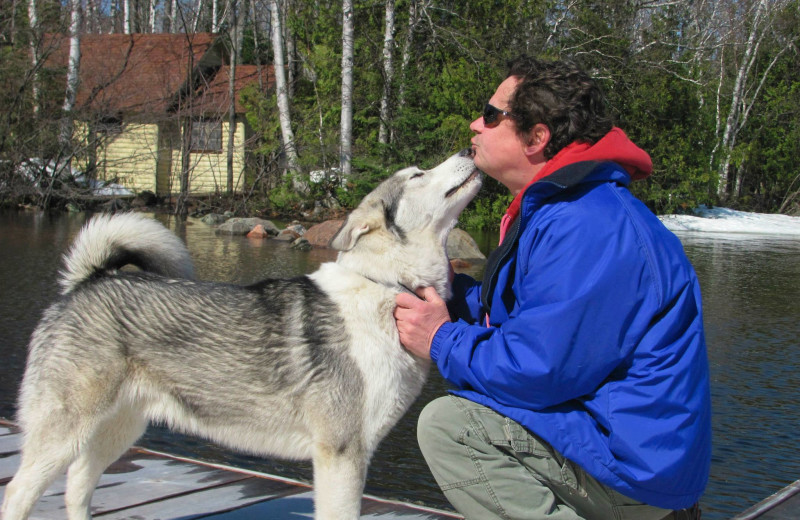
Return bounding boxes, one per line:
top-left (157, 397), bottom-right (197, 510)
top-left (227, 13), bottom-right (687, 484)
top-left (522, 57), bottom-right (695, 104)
top-left (482, 103), bottom-right (514, 128)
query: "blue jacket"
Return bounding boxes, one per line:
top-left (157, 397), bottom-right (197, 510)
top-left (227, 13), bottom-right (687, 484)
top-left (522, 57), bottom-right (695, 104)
top-left (432, 161), bottom-right (712, 510)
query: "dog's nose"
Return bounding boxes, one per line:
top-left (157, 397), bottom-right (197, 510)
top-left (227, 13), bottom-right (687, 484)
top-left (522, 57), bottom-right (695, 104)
top-left (459, 148), bottom-right (474, 158)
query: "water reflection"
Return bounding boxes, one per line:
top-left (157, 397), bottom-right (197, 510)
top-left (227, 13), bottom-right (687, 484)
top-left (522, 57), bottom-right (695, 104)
top-left (0, 211), bottom-right (798, 519)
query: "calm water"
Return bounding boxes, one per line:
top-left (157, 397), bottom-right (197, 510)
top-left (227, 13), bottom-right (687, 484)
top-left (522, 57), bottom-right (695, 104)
top-left (0, 210), bottom-right (798, 519)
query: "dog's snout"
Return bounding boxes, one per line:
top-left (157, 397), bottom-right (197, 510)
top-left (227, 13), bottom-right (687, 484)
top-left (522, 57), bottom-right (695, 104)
top-left (458, 148), bottom-right (475, 158)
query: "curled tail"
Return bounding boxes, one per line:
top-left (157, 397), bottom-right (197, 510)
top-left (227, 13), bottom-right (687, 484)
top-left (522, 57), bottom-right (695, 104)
top-left (59, 213), bottom-right (194, 294)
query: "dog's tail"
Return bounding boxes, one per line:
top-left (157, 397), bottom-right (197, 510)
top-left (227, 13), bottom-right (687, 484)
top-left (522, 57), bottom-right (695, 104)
top-left (59, 213), bottom-right (195, 295)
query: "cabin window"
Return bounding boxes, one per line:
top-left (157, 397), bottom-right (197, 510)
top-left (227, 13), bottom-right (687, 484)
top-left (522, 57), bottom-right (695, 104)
top-left (190, 120), bottom-right (222, 153)
top-left (96, 117), bottom-right (123, 137)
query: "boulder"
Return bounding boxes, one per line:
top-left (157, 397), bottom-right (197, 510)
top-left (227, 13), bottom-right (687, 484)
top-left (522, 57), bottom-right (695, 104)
top-left (216, 217), bottom-right (280, 236)
top-left (292, 237), bottom-right (312, 251)
top-left (284, 221), bottom-right (307, 235)
top-left (304, 220), bottom-right (345, 248)
top-left (247, 224), bottom-right (270, 239)
top-left (202, 213), bottom-right (228, 225)
top-left (446, 229), bottom-right (486, 261)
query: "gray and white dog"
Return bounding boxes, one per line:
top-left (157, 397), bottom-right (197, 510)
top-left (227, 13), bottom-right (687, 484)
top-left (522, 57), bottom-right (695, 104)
top-left (2, 150), bottom-right (481, 520)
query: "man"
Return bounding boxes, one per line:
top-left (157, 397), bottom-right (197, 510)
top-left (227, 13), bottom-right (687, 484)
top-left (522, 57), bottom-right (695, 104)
top-left (394, 57), bottom-right (711, 520)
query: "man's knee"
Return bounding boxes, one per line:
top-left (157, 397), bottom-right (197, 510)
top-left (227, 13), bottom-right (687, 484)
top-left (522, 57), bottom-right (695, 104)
top-left (417, 396), bottom-right (465, 461)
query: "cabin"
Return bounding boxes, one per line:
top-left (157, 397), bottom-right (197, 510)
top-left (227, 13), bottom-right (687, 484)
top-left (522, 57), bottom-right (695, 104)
top-left (45, 33), bottom-right (273, 196)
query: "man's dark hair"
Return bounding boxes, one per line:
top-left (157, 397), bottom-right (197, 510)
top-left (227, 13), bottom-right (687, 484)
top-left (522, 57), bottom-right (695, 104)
top-left (507, 56), bottom-right (612, 159)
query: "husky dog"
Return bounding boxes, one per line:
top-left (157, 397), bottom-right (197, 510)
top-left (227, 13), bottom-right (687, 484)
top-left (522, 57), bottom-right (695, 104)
top-left (1, 150), bottom-right (481, 520)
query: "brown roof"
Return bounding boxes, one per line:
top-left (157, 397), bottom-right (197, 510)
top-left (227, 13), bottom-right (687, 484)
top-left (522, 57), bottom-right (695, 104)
top-left (189, 64), bottom-right (274, 116)
top-left (44, 33), bottom-right (272, 117)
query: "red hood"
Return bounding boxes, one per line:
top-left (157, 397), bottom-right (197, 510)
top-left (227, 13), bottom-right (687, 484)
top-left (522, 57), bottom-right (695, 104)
top-left (498, 128), bottom-right (651, 243)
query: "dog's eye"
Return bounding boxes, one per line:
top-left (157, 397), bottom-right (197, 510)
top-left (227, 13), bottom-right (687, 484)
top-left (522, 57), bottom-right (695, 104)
top-left (410, 172), bottom-right (424, 179)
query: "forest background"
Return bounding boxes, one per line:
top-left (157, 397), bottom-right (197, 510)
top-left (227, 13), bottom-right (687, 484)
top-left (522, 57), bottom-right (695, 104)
top-left (1, 0), bottom-right (799, 229)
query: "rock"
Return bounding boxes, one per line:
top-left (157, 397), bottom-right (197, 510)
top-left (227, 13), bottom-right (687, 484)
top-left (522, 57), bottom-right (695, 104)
top-left (100, 198), bottom-right (129, 212)
top-left (131, 190), bottom-right (157, 208)
top-left (216, 217), bottom-right (280, 236)
top-left (277, 229), bottom-right (301, 241)
top-left (202, 213), bottom-right (228, 225)
top-left (247, 224), bottom-right (270, 239)
top-left (273, 232), bottom-right (296, 242)
top-left (446, 229), bottom-right (486, 261)
top-left (304, 220), bottom-right (345, 248)
top-left (216, 219), bottom-right (252, 235)
top-left (292, 237), bottom-right (312, 251)
top-left (284, 221), bottom-right (306, 235)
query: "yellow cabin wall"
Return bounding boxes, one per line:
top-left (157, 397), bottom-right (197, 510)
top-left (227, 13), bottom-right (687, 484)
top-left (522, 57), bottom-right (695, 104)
top-left (101, 123), bottom-right (160, 193)
top-left (168, 119), bottom-right (247, 195)
top-left (78, 118), bottom-right (248, 196)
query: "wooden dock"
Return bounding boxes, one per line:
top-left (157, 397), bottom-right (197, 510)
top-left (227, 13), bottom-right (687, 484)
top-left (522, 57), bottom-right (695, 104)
top-left (0, 423), bottom-right (461, 519)
top-left (730, 478), bottom-right (800, 520)
top-left (4, 420), bottom-right (799, 519)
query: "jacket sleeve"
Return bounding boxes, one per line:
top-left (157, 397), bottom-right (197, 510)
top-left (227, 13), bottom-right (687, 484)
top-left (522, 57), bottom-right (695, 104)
top-left (430, 210), bottom-right (659, 411)
top-left (446, 273), bottom-right (484, 324)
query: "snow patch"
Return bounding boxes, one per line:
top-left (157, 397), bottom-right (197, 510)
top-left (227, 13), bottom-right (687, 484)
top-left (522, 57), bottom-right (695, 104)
top-left (660, 205), bottom-right (800, 237)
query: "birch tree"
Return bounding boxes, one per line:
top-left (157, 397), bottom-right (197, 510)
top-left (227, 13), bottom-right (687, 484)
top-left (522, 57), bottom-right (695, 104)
top-left (60, 0), bottom-right (82, 150)
top-left (227, 0), bottom-right (239, 193)
top-left (340, 0), bottom-right (354, 176)
top-left (378, 0), bottom-right (395, 145)
top-left (268, 0), bottom-right (300, 174)
top-left (396, 0), bottom-right (421, 116)
top-left (123, 0), bottom-right (132, 33)
top-left (149, 0), bottom-right (158, 32)
top-left (28, 0), bottom-right (40, 116)
top-left (712, 0), bottom-right (790, 200)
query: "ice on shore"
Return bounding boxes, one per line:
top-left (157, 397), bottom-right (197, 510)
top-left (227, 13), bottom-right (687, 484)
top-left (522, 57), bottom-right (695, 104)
top-left (660, 206), bottom-right (800, 237)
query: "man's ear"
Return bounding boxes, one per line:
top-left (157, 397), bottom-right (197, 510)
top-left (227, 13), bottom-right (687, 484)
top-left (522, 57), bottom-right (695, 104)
top-left (524, 123), bottom-right (550, 158)
top-left (329, 209), bottom-right (376, 251)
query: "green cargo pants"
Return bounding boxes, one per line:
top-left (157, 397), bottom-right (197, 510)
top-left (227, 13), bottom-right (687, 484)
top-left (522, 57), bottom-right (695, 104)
top-left (417, 395), bottom-right (674, 520)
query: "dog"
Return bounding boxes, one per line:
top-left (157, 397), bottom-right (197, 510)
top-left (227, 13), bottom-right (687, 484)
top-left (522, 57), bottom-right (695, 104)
top-left (1, 149), bottom-right (482, 520)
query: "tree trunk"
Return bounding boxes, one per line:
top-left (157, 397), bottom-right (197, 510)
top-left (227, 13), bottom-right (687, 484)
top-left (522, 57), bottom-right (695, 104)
top-left (150, 0), bottom-right (157, 32)
top-left (60, 0), bottom-right (82, 150)
top-left (169, 0), bottom-right (176, 32)
top-left (123, 0), bottom-right (131, 33)
top-left (716, 0), bottom-right (767, 201)
top-left (227, 0), bottom-right (238, 194)
top-left (212, 0), bottom-right (219, 33)
top-left (396, 0), bottom-right (419, 138)
top-left (378, 0), bottom-right (395, 146)
top-left (193, 0), bottom-right (203, 32)
top-left (339, 0), bottom-right (354, 176)
top-left (268, 0), bottom-right (300, 175)
top-left (28, 0), bottom-right (40, 116)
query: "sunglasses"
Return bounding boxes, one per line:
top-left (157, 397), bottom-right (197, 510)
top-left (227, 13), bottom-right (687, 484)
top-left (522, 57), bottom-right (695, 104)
top-left (482, 103), bottom-right (514, 128)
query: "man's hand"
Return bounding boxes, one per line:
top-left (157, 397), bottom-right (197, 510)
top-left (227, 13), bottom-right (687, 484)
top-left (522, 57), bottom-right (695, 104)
top-left (394, 286), bottom-right (450, 359)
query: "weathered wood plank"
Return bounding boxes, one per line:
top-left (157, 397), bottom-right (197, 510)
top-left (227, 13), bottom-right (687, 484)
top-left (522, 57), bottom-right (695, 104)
top-left (96, 477), bottom-right (305, 520)
top-left (0, 432), bottom-right (19, 455)
top-left (0, 452), bottom-right (21, 481)
top-left (0, 449), bottom-right (254, 517)
top-left (198, 490), bottom-right (461, 520)
top-left (0, 421), bottom-right (462, 520)
top-left (731, 479), bottom-right (800, 520)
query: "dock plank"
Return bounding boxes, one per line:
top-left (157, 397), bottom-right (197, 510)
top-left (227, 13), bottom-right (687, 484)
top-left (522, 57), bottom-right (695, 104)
top-left (96, 478), bottom-right (305, 520)
top-left (732, 479), bottom-right (800, 520)
top-left (0, 425), bottom-right (461, 519)
top-left (0, 430), bottom-right (19, 454)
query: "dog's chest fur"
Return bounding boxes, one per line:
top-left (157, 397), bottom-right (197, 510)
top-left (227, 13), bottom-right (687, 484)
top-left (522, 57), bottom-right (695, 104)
top-left (310, 262), bottom-right (430, 447)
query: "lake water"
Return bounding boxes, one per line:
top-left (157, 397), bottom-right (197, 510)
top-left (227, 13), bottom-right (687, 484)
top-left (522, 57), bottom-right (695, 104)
top-left (0, 209), bottom-right (798, 519)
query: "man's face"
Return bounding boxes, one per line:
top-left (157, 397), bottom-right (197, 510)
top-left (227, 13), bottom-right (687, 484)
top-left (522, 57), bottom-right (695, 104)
top-left (469, 76), bottom-right (537, 195)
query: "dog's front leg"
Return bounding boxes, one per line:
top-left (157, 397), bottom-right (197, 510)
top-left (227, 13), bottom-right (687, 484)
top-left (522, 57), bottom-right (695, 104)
top-left (312, 441), bottom-right (368, 520)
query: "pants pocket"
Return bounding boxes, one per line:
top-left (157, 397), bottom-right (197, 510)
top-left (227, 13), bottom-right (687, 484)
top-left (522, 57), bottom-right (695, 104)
top-left (480, 414), bottom-right (587, 498)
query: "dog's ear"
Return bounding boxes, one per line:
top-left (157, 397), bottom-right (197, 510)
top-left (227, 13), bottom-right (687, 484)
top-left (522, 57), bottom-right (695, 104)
top-left (329, 209), bottom-right (378, 251)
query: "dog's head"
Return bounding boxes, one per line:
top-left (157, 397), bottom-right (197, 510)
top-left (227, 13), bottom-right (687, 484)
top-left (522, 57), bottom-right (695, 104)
top-left (330, 149), bottom-right (482, 297)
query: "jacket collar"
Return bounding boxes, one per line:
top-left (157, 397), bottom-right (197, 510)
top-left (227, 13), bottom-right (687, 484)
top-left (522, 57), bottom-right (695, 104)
top-left (502, 128), bottom-right (652, 230)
